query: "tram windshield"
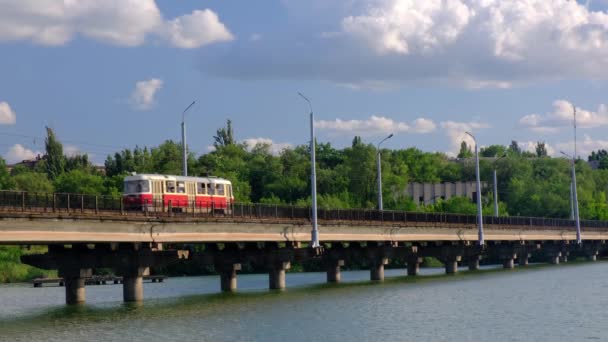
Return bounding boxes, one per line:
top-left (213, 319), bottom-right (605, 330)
top-left (124, 180), bottom-right (150, 193)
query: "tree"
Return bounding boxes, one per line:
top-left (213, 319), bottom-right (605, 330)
top-left (480, 145), bottom-right (507, 158)
top-left (12, 172), bottom-right (54, 193)
top-left (508, 140), bottom-right (522, 156)
top-left (0, 158), bottom-right (13, 190)
top-left (54, 169), bottom-right (105, 194)
top-left (535, 141), bottom-right (548, 158)
top-left (44, 127), bottom-right (65, 180)
top-left (457, 141), bottom-right (473, 158)
top-left (213, 119), bottom-right (235, 148)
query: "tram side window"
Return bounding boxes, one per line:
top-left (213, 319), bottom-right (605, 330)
top-left (208, 183), bottom-right (215, 195)
top-left (166, 181), bottom-right (176, 193)
top-left (177, 181), bottom-right (186, 194)
top-left (216, 184), bottom-right (225, 196)
top-left (197, 182), bottom-right (206, 195)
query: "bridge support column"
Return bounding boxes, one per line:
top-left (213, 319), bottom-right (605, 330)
top-left (559, 254), bottom-right (568, 263)
top-left (218, 263), bottom-right (241, 292)
top-left (326, 260), bottom-right (344, 283)
top-left (548, 254), bottom-right (561, 265)
top-left (407, 257), bottom-right (422, 276)
top-left (60, 268), bottom-right (92, 305)
top-left (518, 254), bottom-right (530, 266)
top-left (122, 267), bottom-right (148, 302)
top-left (587, 254), bottom-right (597, 262)
top-left (444, 256), bottom-right (461, 274)
top-left (269, 262), bottom-right (290, 290)
top-left (468, 256), bottom-right (481, 271)
top-left (370, 258), bottom-right (388, 281)
top-left (502, 258), bottom-right (515, 269)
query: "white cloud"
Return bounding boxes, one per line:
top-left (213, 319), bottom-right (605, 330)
top-left (439, 120), bottom-right (490, 155)
top-left (130, 78), bottom-right (163, 110)
top-left (206, 0), bottom-right (608, 87)
top-left (0, 1), bottom-right (233, 48)
top-left (519, 100), bottom-right (608, 133)
top-left (554, 134), bottom-right (608, 159)
top-left (242, 138), bottom-right (292, 155)
top-left (0, 101), bottom-right (16, 124)
top-left (315, 115), bottom-right (436, 136)
top-left (164, 9), bottom-right (234, 48)
top-left (5, 144), bottom-right (41, 164)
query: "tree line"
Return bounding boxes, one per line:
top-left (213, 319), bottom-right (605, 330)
top-left (2, 123), bottom-right (608, 220)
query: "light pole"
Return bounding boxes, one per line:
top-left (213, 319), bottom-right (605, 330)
top-left (492, 154), bottom-right (506, 217)
top-left (466, 132), bottom-right (484, 246)
top-left (376, 133), bottom-right (393, 210)
top-left (298, 92), bottom-right (320, 248)
top-left (181, 101), bottom-right (196, 177)
top-left (561, 151), bottom-right (581, 244)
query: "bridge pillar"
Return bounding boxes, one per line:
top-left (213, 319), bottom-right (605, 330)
top-left (122, 267), bottom-right (148, 302)
top-left (559, 254), bottom-right (568, 263)
top-left (407, 257), bottom-right (422, 276)
top-left (468, 256), bottom-right (481, 271)
top-left (370, 258), bottom-right (388, 281)
top-left (518, 254), bottom-right (530, 266)
top-left (326, 260), bottom-right (344, 283)
top-left (218, 263), bottom-right (241, 292)
top-left (269, 262), bottom-right (290, 290)
top-left (548, 254), bottom-right (561, 265)
top-left (442, 255), bottom-right (461, 274)
top-left (60, 268), bottom-right (92, 305)
top-left (502, 258), bottom-right (515, 269)
top-left (587, 254), bottom-right (597, 262)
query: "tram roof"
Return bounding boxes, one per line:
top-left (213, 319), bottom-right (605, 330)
top-left (124, 174), bottom-right (231, 184)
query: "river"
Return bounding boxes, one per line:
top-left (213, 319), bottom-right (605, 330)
top-left (0, 263), bottom-right (606, 341)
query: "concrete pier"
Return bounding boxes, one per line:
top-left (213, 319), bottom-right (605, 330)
top-left (518, 255), bottom-right (529, 266)
top-left (326, 260), bottom-right (344, 283)
top-left (444, 258), bottom-right (460, 274)
top-left (60, 268), bottom-right (92, 305)
top-left (65, 277), bottom-right (86, 305)
top-left (468, 257), bottom-right (480, 271)
top-left (587, 254), bottom-right (597, 262)
top-left (370, 258), bottom-right (388, 281)
top-left (123, 276), bottom-right (143, 302)
top-left (407, 257), bottom-right (422, 276)
top-left (219, 263), bottom-right (241, 292)
top-left (269, 262), bottom-right (290, 290)
top-left (559, 255), bottom-right (568, 263)
top-left (549, 255), bottom-right (560, 264)
top-left (502, 258), bottom-right (515, 269)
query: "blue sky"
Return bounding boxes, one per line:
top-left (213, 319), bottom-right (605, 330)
top-left (1, 0), bottom-right (608, 164)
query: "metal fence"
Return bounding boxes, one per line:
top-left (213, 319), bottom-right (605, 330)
top-left (1, 190), bottom-right (607, 230)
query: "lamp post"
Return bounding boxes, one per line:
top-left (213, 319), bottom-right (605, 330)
top-left (376, 134), bottom-right (393, 210)
top-left (298, 92), bottom-right (320, 248)
top-left (181, 101), bottom-right (196, 177)
top-left (465, 132), bottom-right (484, 246)
top-left (492, 154), bottom-right (506, 217)
top-left (561, 150), bottom-right (581, 245)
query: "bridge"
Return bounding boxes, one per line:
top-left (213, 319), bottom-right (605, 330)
top-left (1, 190), bottom-right (606, 305)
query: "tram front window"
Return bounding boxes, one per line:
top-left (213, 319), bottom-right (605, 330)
top-left (124, 180), bottom-right (150, 193)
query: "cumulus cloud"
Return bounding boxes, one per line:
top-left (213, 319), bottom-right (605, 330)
top-left (0, 101), bottom-right (16, 124)
top-left (554, 134), bottom-right (608, 159)
top-left (130, 78), bottom-right (163, 110)
top-left (5, 144), bottom-right (41, 164)
top-left (520, 100), bottom-right (608, 133)
top-left (439, 120), bottom-right (490, 155)
top-left (0, 1), bottom-right (233, 48)
top-left (205, 0), bottom-right (608, 87)
top-left (315, 115), bottom-right (436, 136)
top-left (242, 138), bottom-right (292, 155)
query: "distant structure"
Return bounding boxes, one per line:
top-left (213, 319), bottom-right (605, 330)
top-left (7, 154), bottom-right (45, 173)
top-left (407, 181), bottom-right (488, 205)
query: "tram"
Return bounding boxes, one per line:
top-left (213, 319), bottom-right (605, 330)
top-left (123, 174), bottom-right (233, 212)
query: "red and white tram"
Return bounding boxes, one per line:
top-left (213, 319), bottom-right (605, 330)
top-left (123, 174), bottom-right (234, 212)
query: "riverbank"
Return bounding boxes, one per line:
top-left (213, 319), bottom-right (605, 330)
top-left (0, 247), bottom-right (56, 283)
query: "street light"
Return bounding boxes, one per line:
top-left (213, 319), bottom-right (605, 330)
top-left (465, 132), bottom-right (484, 246)
top-left (561, 150), bottom-right (581, 244)
top-left (181, 101), bottom-right (196, 177)
top-left (376, 133), bottom-right (393, 210)
top-left (492, 154), bottom-right (507, 217)
top-left (298, 92), bottom-right (320, 249)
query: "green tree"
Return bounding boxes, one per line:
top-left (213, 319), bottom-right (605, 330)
top-left (12, 172), bottom-right (54, 193)
top-left (213, 119), bottom-right (236, 148)
top-left (535, 141), bottom-right (548, 158)
top-left (54, 169), bottom-right (105, 194)
top-left (508, 140), bottom-right (522, 156)
top-left (457, 141), bottom-right (473, 158)
top-left (480, 144), bottom-right (507, 158)
top-left (0, 158), bottom-right (13, 190)
top-left (44, 127), bottom-right (65, 180)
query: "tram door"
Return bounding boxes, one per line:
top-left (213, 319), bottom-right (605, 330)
top-left (187, 182), bottom-right (196, 210)
top-left (152, 180), bottom-right (163, 210)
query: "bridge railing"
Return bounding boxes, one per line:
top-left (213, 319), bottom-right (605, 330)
top-left (1, 190), bottom-right (608, 230)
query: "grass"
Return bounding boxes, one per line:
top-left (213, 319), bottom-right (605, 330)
top-left (0, 246), bottom-right (56, 283)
